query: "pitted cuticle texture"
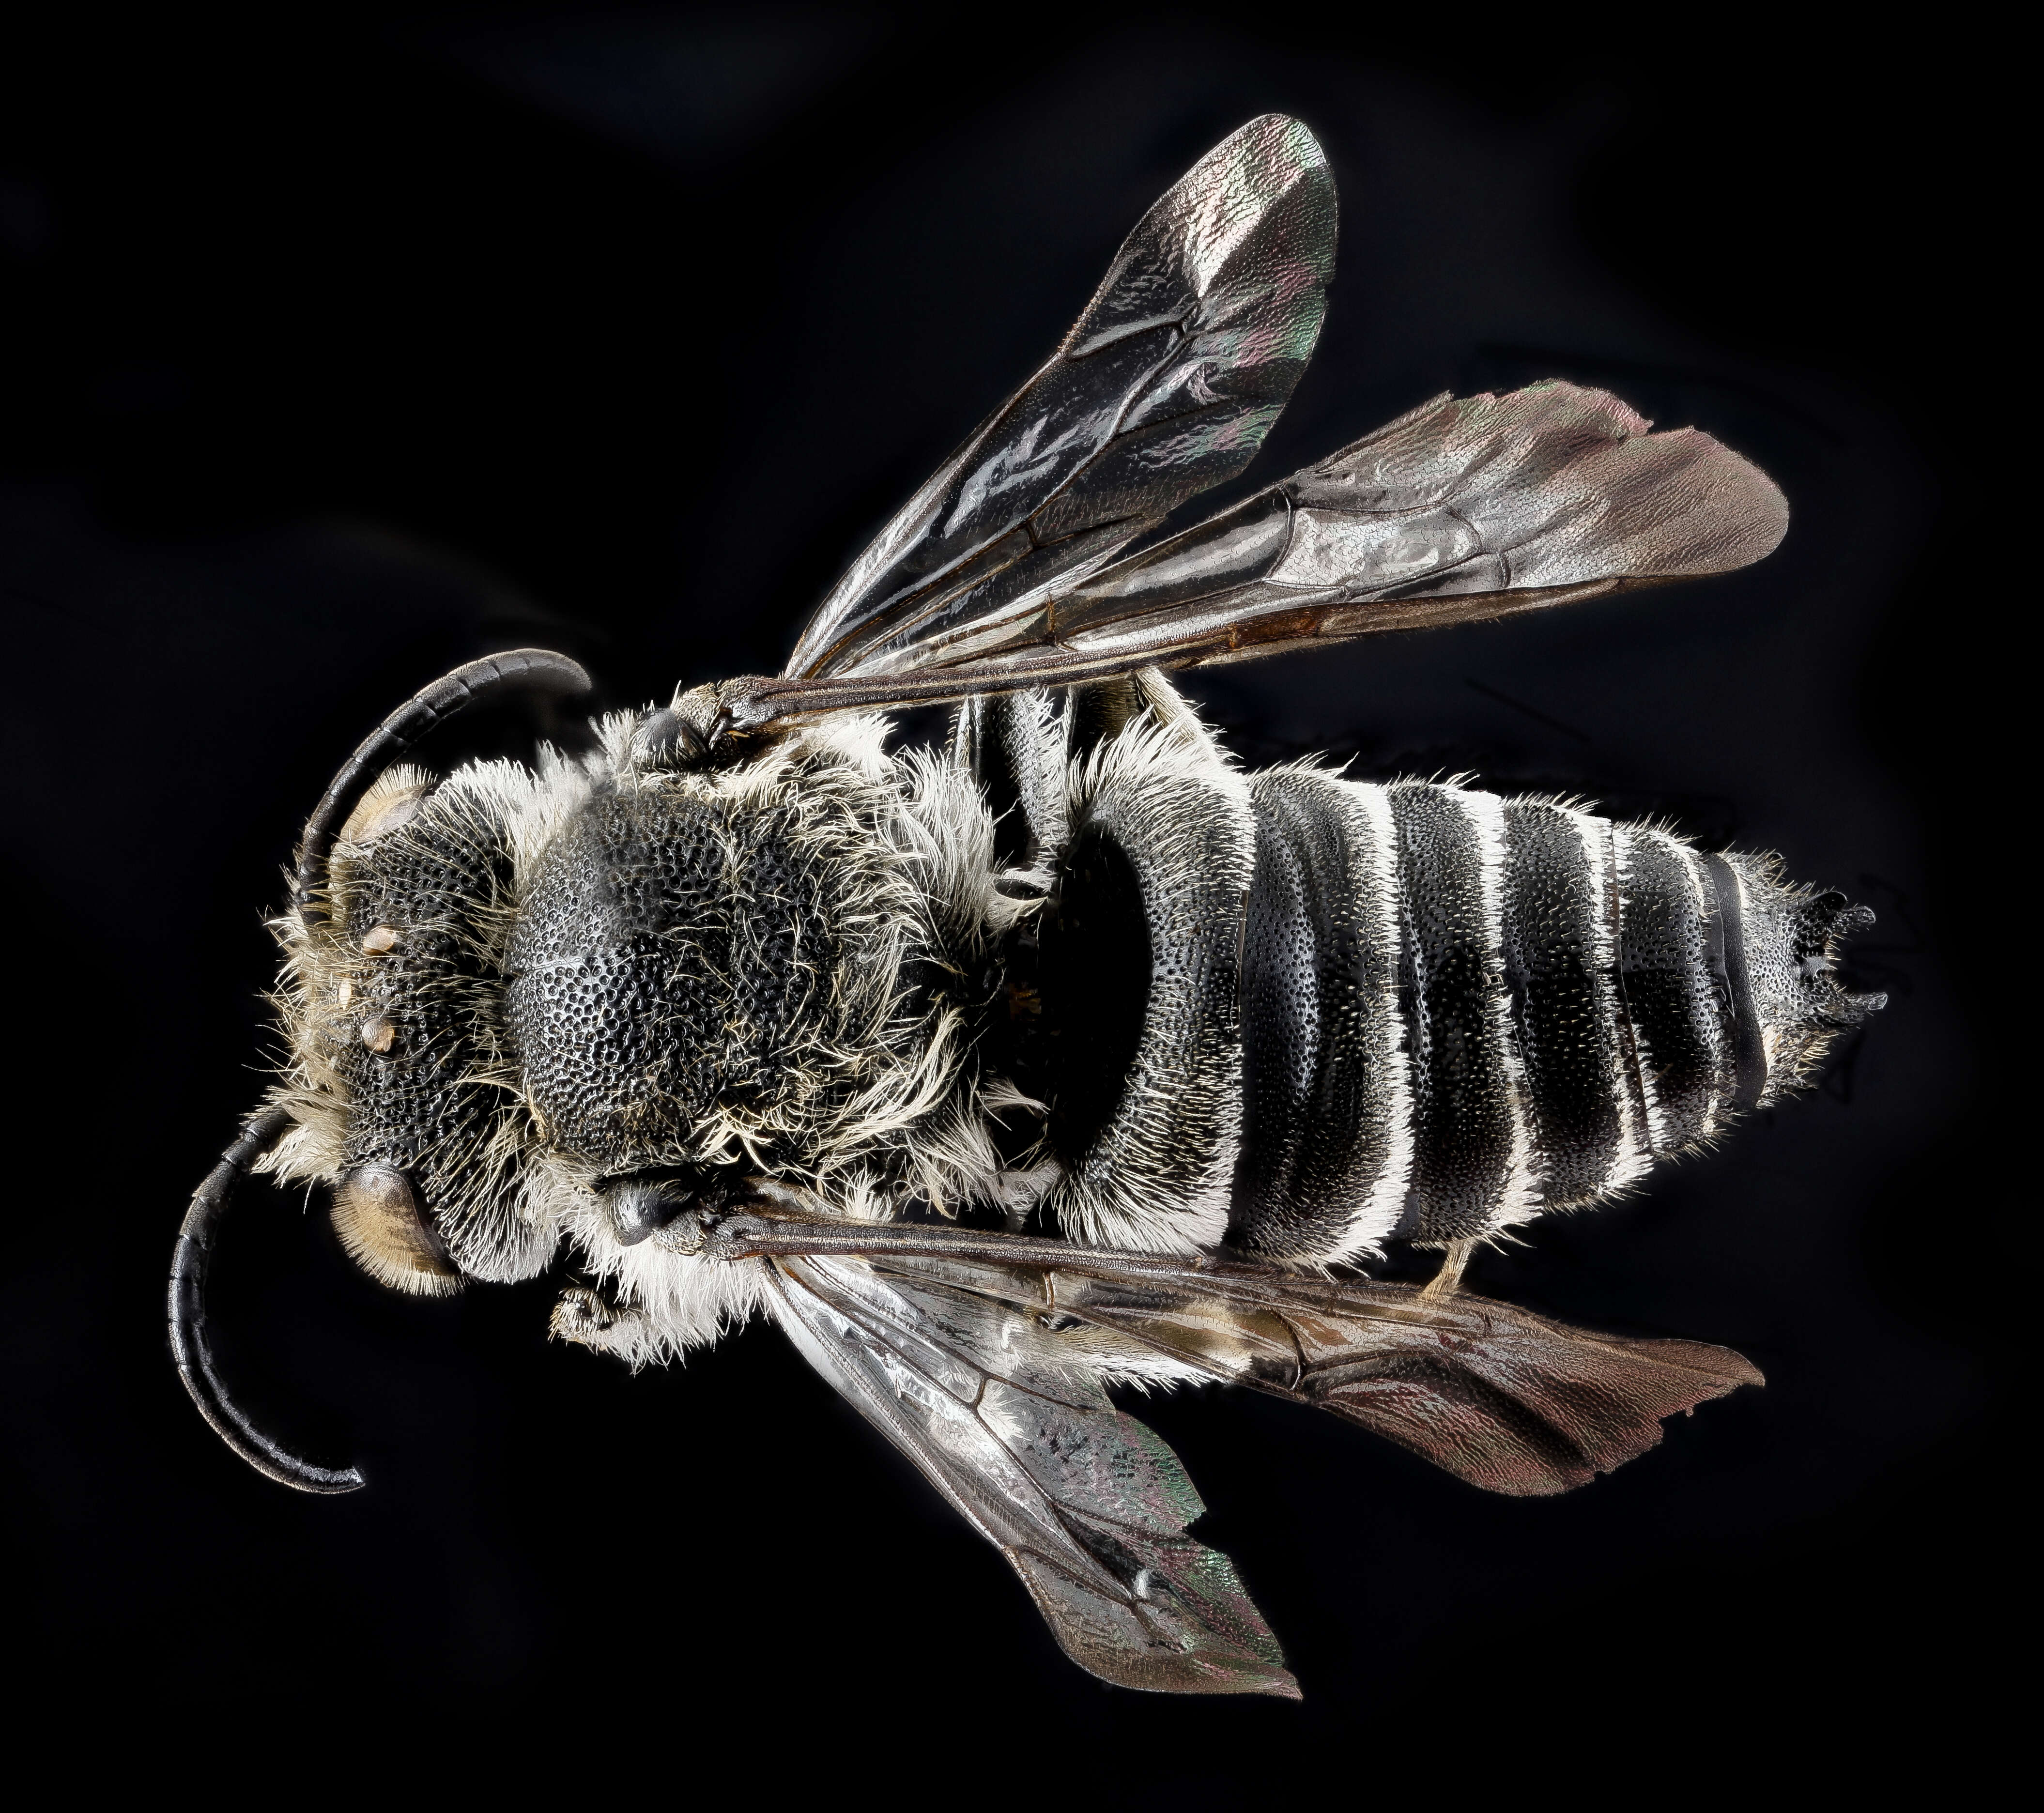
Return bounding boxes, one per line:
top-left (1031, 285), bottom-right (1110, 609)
top-left (505, 789), bottom-right (829, 1169)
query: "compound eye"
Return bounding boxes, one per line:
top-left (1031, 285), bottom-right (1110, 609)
top-left (332, 1166), bottom-right (461, 1296)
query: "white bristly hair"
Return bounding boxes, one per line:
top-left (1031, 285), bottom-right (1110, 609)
top-left (1452, 785), bottom-right (1545, 1233)
top-left (1040, 701), bottom-right (1253, 1255)
top-left (1609, 824), bottom-right (1673, 1158)
top-left (1667, 834), bottom-right (1730, 1145)
top-left (1570, 805), bottom-right (1656, 1198)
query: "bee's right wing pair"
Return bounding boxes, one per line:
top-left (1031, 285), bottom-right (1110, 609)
top-left (726, 114), bottom-right (1788, 734)
top-left (753, 1224), bottom-right (1761, 1696)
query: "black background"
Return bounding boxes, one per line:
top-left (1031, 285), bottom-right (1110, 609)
top-left (0, 3), bottom-right (2012, 1790)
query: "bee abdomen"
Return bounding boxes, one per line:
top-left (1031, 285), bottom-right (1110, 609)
top-left (1228, 779), bottom-right (1878, 1261)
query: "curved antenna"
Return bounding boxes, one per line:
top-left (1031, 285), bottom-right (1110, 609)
top-left (169, 1107), bottom-right (365, 1493)
top-left (294, 648), bottom-right (592, 918)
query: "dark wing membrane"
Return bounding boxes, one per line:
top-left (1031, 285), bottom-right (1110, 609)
top-left (708, 1215), bottom-right (1763, 1500)
top-left (855, 1247), bottom-right (1761, 1497)
top-left (1038, 1264), bottom-right (1765, 1497)
top-left (764, 1254), bottom-right (1299, 1697)
top-left (724, 382), bottom-right (1789, 729)
top-left (782, 113), bottom-right (1337, 682)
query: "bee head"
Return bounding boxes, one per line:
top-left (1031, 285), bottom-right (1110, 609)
top-left (169, 653), bottom-right (590, 1492)
top-left (267, 653), bottom-right (600, 1284)
top-left (272, 756), bottom-right (561, 1295)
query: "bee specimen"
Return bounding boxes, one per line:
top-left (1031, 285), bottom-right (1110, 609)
top-left (172, 114), bottom-right (1882, 1696)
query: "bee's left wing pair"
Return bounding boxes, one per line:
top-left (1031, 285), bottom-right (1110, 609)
top-left (747, 1218), bottom-right (1760, 1695)
top-left (725, 115), bottom-right (1787, 734)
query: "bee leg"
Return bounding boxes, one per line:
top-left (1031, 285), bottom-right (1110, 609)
top-left (1418, 1239), bottom-right (1477, 1302)
top-left (551, 1285), bottom-right (655, 1358)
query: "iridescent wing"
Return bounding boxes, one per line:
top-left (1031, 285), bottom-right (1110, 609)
top-left (762, 1253), bottom-right (1300, 1697)
top-left (727, 381), bottom-right (1790, 730)
top-left (781, 113), bottom-right (1337, 683)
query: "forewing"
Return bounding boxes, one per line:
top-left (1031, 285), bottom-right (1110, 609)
top-left (763, 1254), bottom-right (1298, 1697)
top-left (1041, 1263), bottom-right (1766, 1498)
top-left (1052, 379), bottom-right (1789, 638)
top-left (783, 114), bottom-right (1336, 682)
top-left (724, 381), bottom-right (1789, 730)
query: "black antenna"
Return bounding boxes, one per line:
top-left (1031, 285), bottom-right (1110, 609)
top-left (169, 1107), bottom-right (364, 1493)
top-left (294, 648), bottom-right (591, 920)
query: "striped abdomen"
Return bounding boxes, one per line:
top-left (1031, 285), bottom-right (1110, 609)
top-left (1230, 772), bottom-right (1847, 1263)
